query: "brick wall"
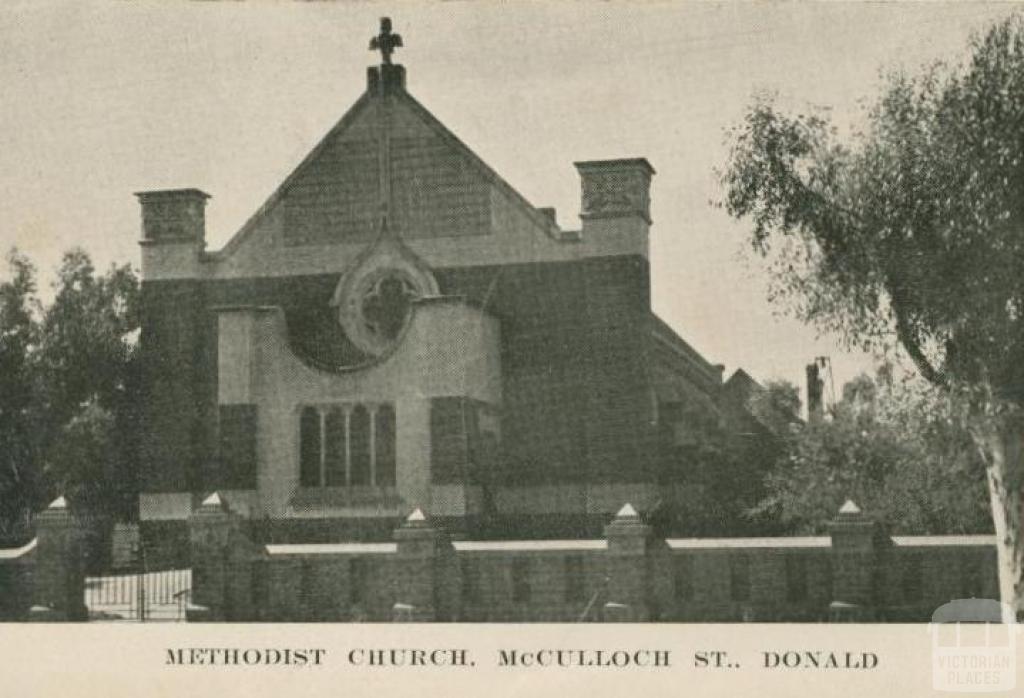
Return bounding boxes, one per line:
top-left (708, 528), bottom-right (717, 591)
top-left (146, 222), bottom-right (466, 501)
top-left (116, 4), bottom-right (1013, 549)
top-left (256, 553), bottom-right (399, 622)
top-left (188, 500), bottom-right (1002, 623)
top-left (875, 540), bottom-right (1000, 622)
top-left (454, 546), bottom-right (608, 622)
top-left (138, 280), bottom-right (206, 493)
top-left (0, 539), bottom-right (36, 620)
top-left (660, 543), bottom-right (835, 622)
top-left (204, 535), bottom-right (999, 624)
top-left (0, 500), bottom-right (1001, 624)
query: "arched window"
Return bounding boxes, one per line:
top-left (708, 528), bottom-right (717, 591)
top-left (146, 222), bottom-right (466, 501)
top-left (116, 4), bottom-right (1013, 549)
top-left (298, 401), bottom-right (398, 489)
top-left (324, 408), bottom-right (346, 486)
top-left (299, 407), bottom-right (321, 487)
top-left (375, 404), bottom-right (397, 486)
top-left (349, 405), bottom-right (371, 485)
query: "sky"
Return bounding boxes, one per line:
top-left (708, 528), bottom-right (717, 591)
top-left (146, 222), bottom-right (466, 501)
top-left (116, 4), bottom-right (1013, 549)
top-left (0, 1), bottom-right (1017, 408)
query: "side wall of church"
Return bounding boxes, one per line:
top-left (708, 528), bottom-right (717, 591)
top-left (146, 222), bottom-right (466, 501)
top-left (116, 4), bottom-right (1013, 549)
top-left (435, 255), bottom-right (657, 487)
top-left (139, 279), bottom-right (210, 496)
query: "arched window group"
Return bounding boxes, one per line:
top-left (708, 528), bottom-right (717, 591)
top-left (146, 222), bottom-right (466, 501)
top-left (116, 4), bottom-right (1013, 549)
top-left (299, 403), bottom-right (397, 488)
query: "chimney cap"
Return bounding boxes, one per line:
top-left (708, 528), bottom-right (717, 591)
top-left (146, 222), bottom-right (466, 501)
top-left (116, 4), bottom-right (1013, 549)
top-left (134, 188), bottom-right (211, 202)
top-left (574, 158), bottom-right (655, 176)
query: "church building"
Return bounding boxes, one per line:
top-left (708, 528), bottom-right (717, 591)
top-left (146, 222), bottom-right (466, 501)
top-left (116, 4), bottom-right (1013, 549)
top-left (135, 20), bottom-right (762, 544)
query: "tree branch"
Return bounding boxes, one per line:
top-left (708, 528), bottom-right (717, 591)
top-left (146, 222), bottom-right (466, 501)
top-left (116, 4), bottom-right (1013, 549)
top-left (893, 308), bottom-right (948, 388)
top-left (785, 165), bottom-right (952, 390)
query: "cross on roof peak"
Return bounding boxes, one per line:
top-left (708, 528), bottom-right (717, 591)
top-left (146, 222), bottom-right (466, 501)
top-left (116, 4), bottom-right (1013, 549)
top-left (369, 17), bottom-right (403, 65)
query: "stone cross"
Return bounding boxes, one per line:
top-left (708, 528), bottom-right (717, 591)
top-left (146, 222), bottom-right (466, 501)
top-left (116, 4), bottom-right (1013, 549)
top-left (369, 17), bottom-right (403, 65)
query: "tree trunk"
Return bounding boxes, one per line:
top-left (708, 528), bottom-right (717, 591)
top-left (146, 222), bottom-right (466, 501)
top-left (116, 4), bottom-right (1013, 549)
top-left (972, 412), bottom-right (1024, 623)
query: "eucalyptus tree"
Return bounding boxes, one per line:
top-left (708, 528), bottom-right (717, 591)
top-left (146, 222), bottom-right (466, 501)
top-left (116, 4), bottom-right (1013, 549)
top-left (722, 16), bottom-right (1024, 620)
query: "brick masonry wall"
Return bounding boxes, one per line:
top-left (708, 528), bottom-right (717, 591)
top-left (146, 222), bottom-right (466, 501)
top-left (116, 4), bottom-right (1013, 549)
top-left (255, 554), bottom-right (398, 622)
top-left (139, 280), bottom-right (206, 493)
top-left (208, 536), bottom-right (1001, 623)
top-left (0, 549), bottom-right (35, 620)
top-left (243, 547), bottom-right (610, 623)
top-left (455, 551), bottom-right (607, 622)
top-left (659, 547), bottom-right (835, 622)
top-left (876, 544), bottom-right (1000, 622)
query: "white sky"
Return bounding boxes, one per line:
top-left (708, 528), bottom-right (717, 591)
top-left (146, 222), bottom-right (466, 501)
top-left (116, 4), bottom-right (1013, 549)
top-left (0, 1), bottom-right (1015, 406)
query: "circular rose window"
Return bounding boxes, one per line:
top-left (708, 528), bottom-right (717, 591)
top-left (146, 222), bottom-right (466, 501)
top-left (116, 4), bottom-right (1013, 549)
top-left (330, 236), bottom-right (439, 359)
top-left (359, 272), bottom-right (418, 344)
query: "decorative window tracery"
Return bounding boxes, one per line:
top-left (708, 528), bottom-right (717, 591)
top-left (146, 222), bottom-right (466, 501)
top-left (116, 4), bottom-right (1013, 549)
top-left (329, 233), bottom-right (440, 359)
top-left (361, 274), bottom-right (417, 342)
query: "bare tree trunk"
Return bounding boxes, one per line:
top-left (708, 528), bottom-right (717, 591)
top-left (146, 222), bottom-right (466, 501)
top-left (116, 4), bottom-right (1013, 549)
top-left (973, 413), bottom-right (1024, 623)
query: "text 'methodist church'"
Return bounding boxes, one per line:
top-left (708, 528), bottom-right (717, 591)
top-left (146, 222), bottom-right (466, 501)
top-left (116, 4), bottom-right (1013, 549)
top-left (136, 20), bottom-right (765, 545)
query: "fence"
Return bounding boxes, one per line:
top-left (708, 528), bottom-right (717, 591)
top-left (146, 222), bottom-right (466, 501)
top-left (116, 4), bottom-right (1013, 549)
top-left (0, 500), bottom-right (194, 622)
top-left (85, 568), bottom-right (192, 622)
top-left (185, 495), bottom-right (1002, 623)
top-left (0, 495), bottom-right (1005, 623)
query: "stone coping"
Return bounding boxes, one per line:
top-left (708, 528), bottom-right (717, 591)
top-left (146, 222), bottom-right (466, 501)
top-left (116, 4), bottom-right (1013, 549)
top-left (453, 540), bottom-right (607, 552)
top-left (667, 536), bottom-right (831, 550)
top-left (263, 539), bottom-right (610, 555)
top-left (265, 542), bottom-right (398, 556)
top-left (891, 534), bottom-right (996, 547)
top-left (0, 537), bottom-right (37, 560)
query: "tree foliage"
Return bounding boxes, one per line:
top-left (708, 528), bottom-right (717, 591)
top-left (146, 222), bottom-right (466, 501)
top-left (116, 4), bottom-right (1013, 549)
top-left (0, 251), bottom-right (44, 542)
top-left (37, 250), bottom-right (141, 522)
top-left (722, 16), bottom-right (1024, 398)
top-left (0, 247), bottom-right (140, 540)
top-left (660, 380), bottom-right (799, 537)
top-left (746, 379), bottom-right (802, 437)
top-left (722, 15), bottom-right (1024, 616)
top-left (38, 249), bottom-right (139, 429)
top-left (755, 368), bottom-right (991, 535)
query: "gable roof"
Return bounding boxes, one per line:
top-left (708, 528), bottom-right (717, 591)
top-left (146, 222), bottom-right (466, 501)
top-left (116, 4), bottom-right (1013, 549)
top-left (210, 79), bottom-right (557, 260)
top-left (649, 312), bottom-right (722, 391)
top-left (723, 368), bottom-right (762, 398)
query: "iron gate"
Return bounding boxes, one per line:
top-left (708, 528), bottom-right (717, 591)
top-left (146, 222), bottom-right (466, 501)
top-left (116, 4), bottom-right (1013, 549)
top-left (84, 530), bottom-right (192, 622)
top-left (84, 567), bottom-right (191, 621)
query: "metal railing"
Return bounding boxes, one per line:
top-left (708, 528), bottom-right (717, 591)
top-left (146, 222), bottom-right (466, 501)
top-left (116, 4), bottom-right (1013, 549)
top-left (84, 568), bottom-right (192, 622)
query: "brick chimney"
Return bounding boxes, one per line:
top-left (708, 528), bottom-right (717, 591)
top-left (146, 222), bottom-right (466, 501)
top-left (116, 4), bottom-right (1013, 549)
top-left (574, 159), bottom-right (654, 257)
top-left (136, 188), bottom-right (210, 244)
top-left (135, 188), bottom-right (210, 280)
top-left (806, 362), bottom-right (824, 423)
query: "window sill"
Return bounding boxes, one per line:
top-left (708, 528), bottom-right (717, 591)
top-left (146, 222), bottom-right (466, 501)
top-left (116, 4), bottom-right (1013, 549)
top-left (291, 486), bottom-right (401, 508)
